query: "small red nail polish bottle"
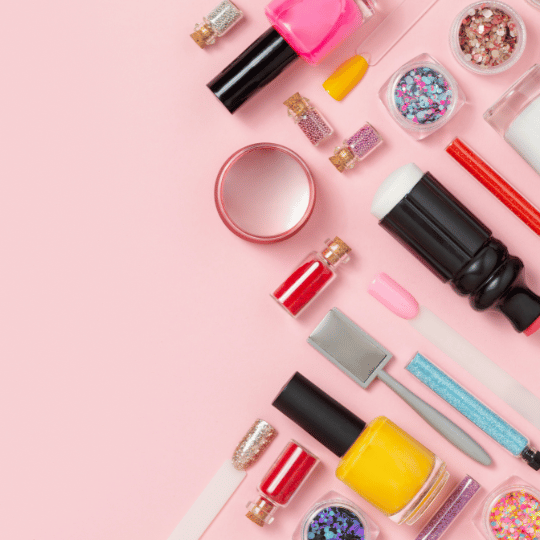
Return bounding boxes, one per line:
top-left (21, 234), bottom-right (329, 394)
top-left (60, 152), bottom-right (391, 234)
top-left (246, 440), bottom-right (319, 527)
top-left (272, 237), bottom-right (351, 317)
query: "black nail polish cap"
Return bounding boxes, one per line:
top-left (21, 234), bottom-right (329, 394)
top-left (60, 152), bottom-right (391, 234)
top-left (207, 27), bottom-right (298, 114)
top-left (272, 372), bottom-right (366, 457)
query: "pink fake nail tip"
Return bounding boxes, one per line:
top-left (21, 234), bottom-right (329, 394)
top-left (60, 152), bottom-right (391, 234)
top-left (368, 273), bottom-right (420, 319)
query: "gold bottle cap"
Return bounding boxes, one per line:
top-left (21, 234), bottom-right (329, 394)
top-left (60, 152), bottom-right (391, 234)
top-left (246, 498), bottom-right (276, 527)
top-left (283, 92), bottom-right (310, 116)
top-left (190, 23), bottom-right (216, 48)
top-left (231, 419), bottom-right (277, 471)
top-left (322, 237), bottom-right (351, 266)
top-left (329, 146), bottom-right (356, 172)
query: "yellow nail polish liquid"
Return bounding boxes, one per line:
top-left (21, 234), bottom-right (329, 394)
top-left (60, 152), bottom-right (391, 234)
top-left (337, 416), bottom-right (448, 523)
top-left (273, 373), bottom-right (449, 526)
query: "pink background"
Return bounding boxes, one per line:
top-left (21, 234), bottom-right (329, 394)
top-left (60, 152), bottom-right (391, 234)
top-left (2, 0), bottom-right (540, 539)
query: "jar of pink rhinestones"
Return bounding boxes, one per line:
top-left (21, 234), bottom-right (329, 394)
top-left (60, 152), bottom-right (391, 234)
top-left (450, 2), bottom-right (526, 75)
top-left (472, 476), bottom-right (540, 540)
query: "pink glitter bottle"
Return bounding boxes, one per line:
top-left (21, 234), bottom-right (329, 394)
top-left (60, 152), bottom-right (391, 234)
top-left (284, 93), bottom-right (334, 146)
top-left (330, 122), bottom-right (383, 172)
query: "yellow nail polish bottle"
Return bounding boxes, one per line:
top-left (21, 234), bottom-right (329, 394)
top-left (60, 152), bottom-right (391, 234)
top-left (273, 373), bottom-right (449, 525)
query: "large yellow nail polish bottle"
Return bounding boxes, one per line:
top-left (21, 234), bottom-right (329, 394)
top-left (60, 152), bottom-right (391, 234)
top-left (273, 373), bottom-right (449, 525)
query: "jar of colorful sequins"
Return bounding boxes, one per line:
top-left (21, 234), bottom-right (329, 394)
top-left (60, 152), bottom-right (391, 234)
top-left (450, 2), bottom-right (526, 75)
top-left (379, 53), bottom-right (465, 140)
top-left (292, 491), bottom-right (380, 540)
top-left (473, 476), bottom-right (540, 540)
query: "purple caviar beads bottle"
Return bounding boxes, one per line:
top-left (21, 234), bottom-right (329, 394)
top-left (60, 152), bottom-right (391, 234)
top-left (284, 93), bottom-right (334, 146)
top-left (330, 122), bottom-right (383, 172)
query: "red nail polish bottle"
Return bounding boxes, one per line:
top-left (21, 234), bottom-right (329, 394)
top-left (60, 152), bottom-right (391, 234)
top-left (272, 237), bottom-right (351, 317)
top-left (246, 440), bottom-right (319, 527)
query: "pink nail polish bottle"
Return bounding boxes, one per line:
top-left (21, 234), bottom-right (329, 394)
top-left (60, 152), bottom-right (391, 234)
top-left (265, 0), bottom-right (373, 66)
top-left (208, 0), bottom-right (374, 112)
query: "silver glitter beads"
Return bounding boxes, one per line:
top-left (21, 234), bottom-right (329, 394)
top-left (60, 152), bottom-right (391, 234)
top-left (191, 0), bottom-right (244, 49)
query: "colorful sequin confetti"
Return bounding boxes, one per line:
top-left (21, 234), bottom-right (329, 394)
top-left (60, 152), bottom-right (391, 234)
top-left (458, 5), bottom-right (518, 68)
top-left (307, 505), bottom-right (365, 540)
top-left (394, 67), bottom-right (453, 125)
top-left (488, 490), bottom-right (540, 540)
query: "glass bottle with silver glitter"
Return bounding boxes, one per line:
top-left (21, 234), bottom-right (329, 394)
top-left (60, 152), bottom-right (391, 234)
top-left (191, 0), bottom-right (243, 49)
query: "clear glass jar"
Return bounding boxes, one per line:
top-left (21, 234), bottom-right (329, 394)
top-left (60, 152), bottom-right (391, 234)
top-left (484, 64), bottom-right (540, 175)
top-left (379, 53), bottom-right (465, 140)
top-left (473, 476), bottom-right (540, 540)
top-left (292, 491), bottom-right (380, 540)
top-left (449, 2), bottom-right (526, 75)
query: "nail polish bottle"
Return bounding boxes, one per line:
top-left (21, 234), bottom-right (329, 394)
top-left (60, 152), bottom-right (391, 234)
top-left (191, 0), bottom-right (243, 49)
top-left (208, 0), bottom-right (374, 112)
top-left (371, 163), bottom-right (540, 335)
top-left (246, 440), bottom-right (319, 527)
top-left (271, 237), bottom-right (351, 317)
top-left (329, 123), bottom-right (383, 172)
top-left (284, 93), bottom-right (334, 146)
top-left (273, 373), bottom-right (449, 525)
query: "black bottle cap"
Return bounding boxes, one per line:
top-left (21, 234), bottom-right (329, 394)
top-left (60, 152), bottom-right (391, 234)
top-left (272, 372), bottom-right (366, 457)
top-left (521, 446), bottom-right (540, 471)
top-left (207, 27), bottom-right (298, 113)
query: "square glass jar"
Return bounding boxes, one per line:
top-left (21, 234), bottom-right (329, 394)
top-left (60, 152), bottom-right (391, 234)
top-left (292, 491), bottom-right (380, 540)
top-left (449, 2), bottom-right (526, 75)
top-left (472, 475), bottom-right (540, 540)
top-left (379, 53), bottom-right (465, 140)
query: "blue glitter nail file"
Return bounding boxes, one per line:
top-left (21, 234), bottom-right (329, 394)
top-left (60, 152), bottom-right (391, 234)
top-left (407, 353), bottom-right (528, 456)
top-left (307, 505), bottom-right (365, 540)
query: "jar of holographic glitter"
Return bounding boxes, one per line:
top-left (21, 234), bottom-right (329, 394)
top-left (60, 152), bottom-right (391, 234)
top-left (449, 2), bottom-right (526, 75)
top-left (292, 491), bottom-right (380, 540)
top-left (473, 476), bottom-right (540, 540)
top-left (379, 53), bottom-right (465, 140)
